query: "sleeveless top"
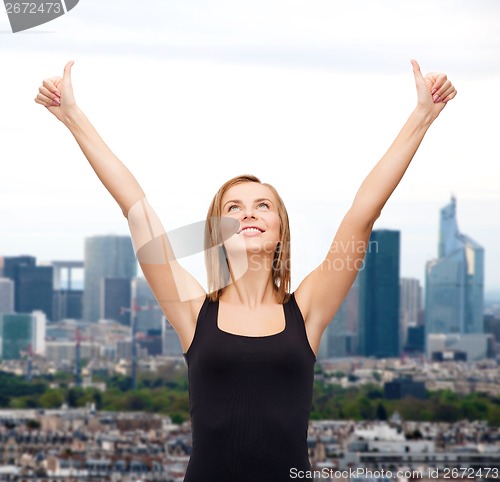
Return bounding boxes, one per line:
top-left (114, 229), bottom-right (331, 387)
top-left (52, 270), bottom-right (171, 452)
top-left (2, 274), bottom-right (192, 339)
top-left (182, 292), bottom-right (317, 482)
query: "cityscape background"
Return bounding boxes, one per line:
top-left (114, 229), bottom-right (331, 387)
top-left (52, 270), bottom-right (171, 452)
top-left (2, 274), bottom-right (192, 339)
top-left (1, 196), bottom-right (500, 480)
top-left (1, 1), bottom-right (500, 480)
top-left (1, 0), bottom-right (500, 295)
top-left (1, 195), bottom-right (497, 364)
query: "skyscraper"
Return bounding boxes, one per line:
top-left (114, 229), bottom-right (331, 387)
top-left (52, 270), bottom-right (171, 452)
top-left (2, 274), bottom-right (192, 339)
top-left (2, 255), bottom-right (36, 312)
top-left (83, 235), bottom-right (137, 322)
top-left (0, 311), bottom-right (46, 360)
top-left (101, 277), bottom-right (131, 325)
top-left (425, 196), bottom-right (484, 335)
top-left (358, 229), bottom-right (400, 358)
top-left (16, 265), bottom-right (54, 320)
top-left (162, 316), bottom-right (183, 357)
top-left (133, 277), bottom-right (164, 333)
top-left (2, 255), bottom-right (36, 281)
top-left (318, 277), bottom-right (359, 359)
top-left (0, 278), bottom-right (14, 315)
top-left (52, 261), bottom-right (84, 321)
top-left (400, 278), bottom-right (422, 351)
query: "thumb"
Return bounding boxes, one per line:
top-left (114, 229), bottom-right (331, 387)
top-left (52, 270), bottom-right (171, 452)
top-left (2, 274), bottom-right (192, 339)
top-left (411, 59), bottom-right (425, 85)
top-left (63, 60), bottom-right (75, 84)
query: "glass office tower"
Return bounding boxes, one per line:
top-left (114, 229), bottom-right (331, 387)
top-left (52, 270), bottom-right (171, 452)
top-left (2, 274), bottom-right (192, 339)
top-left (0, 311), bottom-right (46, 360)
top-left (358, 229), bottom-right (400, 358)
top-left (425, 196), bottom-right (484, 335)
top-left (83, 235), bottom-right (137, 322)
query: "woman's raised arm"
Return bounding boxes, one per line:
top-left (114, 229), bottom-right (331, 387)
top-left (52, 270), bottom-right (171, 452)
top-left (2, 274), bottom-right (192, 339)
top-left (34, 61), bottom-right (144, 217)
top-left (295, 60), bottom-right (457, 346)
top-left (34, 61), bottom-right (206, 352)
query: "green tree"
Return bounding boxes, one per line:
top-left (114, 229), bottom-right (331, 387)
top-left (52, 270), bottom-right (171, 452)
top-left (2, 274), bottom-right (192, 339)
top-left (171, 413), bottom-right (185, 424)
top-left (124, 392), bottom-right (152, 411)
top-left (434, 403), bottom-right (460, 423)
top-left (39, 389), bottom-right (64, 408)
top-left (358, 396), bottom-right (374, 419)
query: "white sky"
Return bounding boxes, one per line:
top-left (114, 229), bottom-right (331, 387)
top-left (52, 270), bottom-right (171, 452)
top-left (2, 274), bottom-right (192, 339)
top-left (1, 0), bottom-right (499, 292)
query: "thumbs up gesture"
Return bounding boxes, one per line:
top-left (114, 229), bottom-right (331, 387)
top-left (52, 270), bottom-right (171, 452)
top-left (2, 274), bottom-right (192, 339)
top-left (34, 61), bottom-right (76, 122)
top-left (411, 59), bottom-right (457, 119)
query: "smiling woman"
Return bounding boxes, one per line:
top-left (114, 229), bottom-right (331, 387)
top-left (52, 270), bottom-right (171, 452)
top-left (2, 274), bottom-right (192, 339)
top-left (34, 59), bottom-right (456, 481)
top-left (205, 174), bottom-right (291, 304)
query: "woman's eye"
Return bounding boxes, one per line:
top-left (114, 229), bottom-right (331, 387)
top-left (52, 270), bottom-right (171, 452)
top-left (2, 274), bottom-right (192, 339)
top-left (257, 202), bottom-right (270, 209)
top-left (228, 205), bottom-right (240, 212)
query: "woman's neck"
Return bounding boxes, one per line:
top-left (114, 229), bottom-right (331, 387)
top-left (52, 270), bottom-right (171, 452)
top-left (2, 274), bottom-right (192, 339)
top-left (222, 253), bottom-right (277, 307)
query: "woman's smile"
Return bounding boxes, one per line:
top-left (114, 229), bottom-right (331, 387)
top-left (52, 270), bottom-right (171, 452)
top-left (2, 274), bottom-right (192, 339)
top-left (238, 225), bottom-right (265, 236)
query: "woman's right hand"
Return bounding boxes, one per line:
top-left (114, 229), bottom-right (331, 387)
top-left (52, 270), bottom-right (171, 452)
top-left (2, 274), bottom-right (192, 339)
top-left (34, 60), bottom-right (77, 123)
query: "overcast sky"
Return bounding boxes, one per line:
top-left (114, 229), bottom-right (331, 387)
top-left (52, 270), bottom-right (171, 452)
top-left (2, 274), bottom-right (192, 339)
top-left (1, 0), bottom-right (499, 292)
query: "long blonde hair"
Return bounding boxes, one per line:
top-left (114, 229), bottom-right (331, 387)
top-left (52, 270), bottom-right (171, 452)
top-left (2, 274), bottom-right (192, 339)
top-left (204, 174), bottom-right (291, 303)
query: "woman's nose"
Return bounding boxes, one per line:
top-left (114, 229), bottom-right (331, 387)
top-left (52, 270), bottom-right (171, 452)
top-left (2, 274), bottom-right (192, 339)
top-left (242, 208), bottom-right (256, 219)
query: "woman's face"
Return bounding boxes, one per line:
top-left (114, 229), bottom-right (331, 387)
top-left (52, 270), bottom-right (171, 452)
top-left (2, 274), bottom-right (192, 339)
top-left (220, 182), bottom-right (281, 256)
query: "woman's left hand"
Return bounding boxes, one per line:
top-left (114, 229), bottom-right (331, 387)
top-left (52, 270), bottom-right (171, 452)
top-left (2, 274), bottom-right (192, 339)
top-left (411, 59), bottom-right (457, 119)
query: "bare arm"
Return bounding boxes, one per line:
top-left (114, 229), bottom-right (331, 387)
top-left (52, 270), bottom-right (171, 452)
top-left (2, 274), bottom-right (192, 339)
top-left (35, 61), bottom-right (206, 350)
top-left (295, 60), bottom-right (457, 341)
top-left (34, 61), bottom-right (143, 217)
top-left (63, 107), bottom-right (144, 217)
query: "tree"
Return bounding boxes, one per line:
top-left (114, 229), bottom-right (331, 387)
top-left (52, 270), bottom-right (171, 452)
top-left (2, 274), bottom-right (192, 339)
top-left (39, 389), bottom-right (64, 408)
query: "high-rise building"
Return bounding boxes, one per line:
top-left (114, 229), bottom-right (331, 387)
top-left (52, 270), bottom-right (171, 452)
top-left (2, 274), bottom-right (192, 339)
top-left (484, 315), bottom-right (500, 345)
top-left (53, 289), bottom-right (83, 321)
top-left (0, 278), bottom-right (14, 314)
top-left (405, 325), bottom-right (425, 354)
top-left (83, 236), bottom-right (137, 322)
top-left (2, 257), bottom-right (84, 322)
top-left (162, 316), bottom-right (183, 357)
top-left (358, 229), bottom-right (400, 358)
top-left (318, 277), bottom-right (359, 359)
top-left (101, 277), bottom-right (131, 325)
top-left (16, 265), bottom-right (54, 321)
top-left (425, 196), bottom-right (484, 336)
top-left (0, 311), bottom-right (46, 360)
top-left (1, 255), bottom-right (36, 311)
top-left (2, 255), bottom-right (36, 280)
top-left (52, 261), bottom-right (84, 321)
top-left (133, 277), bottom-right (164, 333)
top-left (400, 278), bottom-right (422, 351)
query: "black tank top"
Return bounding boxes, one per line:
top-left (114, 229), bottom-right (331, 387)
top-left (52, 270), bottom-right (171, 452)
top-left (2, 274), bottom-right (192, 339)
top-left (182, 292), bottom-right (317, 482)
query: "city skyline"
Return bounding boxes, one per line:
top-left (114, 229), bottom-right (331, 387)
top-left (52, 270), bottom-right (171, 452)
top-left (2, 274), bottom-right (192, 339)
top-left (1, 1), bottom-right (499, 291)
top-left (3, 197), bottom-right (498, 297)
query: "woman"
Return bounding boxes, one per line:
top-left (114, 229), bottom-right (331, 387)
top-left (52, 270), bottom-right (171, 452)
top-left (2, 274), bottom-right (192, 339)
top-left (34, 60), bottom-right (456, 481)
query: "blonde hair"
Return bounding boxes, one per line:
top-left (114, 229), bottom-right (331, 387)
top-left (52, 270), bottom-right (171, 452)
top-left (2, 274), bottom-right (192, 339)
top-left (204, 174), bottom-right (291, 304)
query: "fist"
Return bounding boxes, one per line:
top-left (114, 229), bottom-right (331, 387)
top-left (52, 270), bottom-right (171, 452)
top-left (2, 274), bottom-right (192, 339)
top-left (411, 59), bottom-right (457, 118)
top-left (34, 60), bottom-right (76, 122)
